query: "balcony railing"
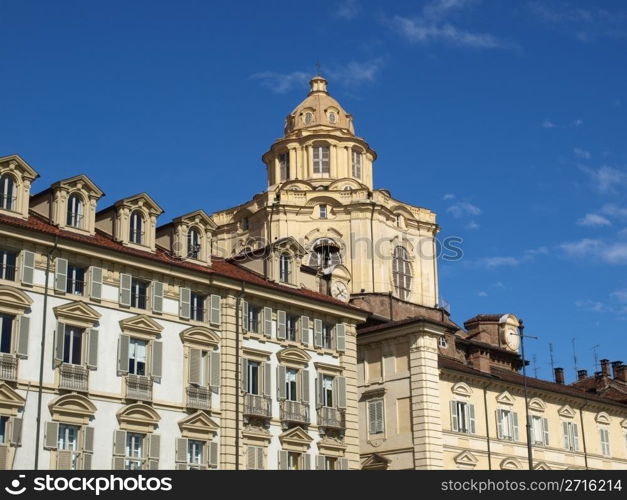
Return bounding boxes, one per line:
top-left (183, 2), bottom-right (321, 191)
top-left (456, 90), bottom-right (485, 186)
top-left (244, 393), bottom-right (272, 418)
top-left (186, 385), bottom-right (211, 410)
top-left (0, 353), bottom-right (17, 381)
top-left (59, 364), bottom-right (89, 392)
top-left (126, 374), bottom-right (153, 402)
top-left (280, 400), bottom-right (309, 425)
top-left (0, 264), bottom-right (16, 281)
top-left (317, 406), bottom-right (345, 430)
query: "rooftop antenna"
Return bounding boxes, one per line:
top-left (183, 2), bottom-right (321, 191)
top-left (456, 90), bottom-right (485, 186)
top-left (572, 337), bottom-right (578, 375)
top-left (532, 354), bottom-right (538, 378)
top-left (592, 344), bottom-right (600, 372)
top-left (315, 61), bottom-right (321, 76)
top-left (549, 343), bottom-right (555, 372)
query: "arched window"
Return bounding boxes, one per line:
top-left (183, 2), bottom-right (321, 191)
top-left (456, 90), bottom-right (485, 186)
top-left (66, 193), bottom-right (84, 228)
top-left (308, 238), bottom-right (341, 271)
top-left (279, 152), bottom-right (290, 182)
top-left (392, 246), bottom-right (412, 300)
top-left (313, 145), bottom-right (330, 174)
top-left (304, 112), bottom-right (313, 125)
top-left (0, 174), bottom-right (15, 211)
top-left (129, 211), bottom-right (144, 245)
top-left (279, 253), bottom-right (292, 283)
top-left (187, 227), bottom-right (201, 259)
top-left (352, 149), bottom-right (362, 179)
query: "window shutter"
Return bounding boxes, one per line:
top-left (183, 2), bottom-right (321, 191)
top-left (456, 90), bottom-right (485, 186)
top-left (277, 365), bottom-right (286, 400)
top-left (240, 358), bottom-right (248, 391)
top-left (149, 434), bottom-right (160, 463)
top-left (247, 446), bottom-right (257, 470)
top-left (189, 349), bottom-right (202, 386)
top-left (468, 404), bottom-right (476, 434)
top-left (241, 300), bottom-right (248, 332)
top-left (151, 341), bottom-right (163, 381)
top-left (335, 323), bottom-right (346, 352)
top-left (119, 273), bottom-right (131, 307)
top-left (21, 250), bottom-right (35, 285)
top-left (315, 455), bottom-right (325, 470)
top-left (300, 316), bottom-right (310, 345)
top-left (263, 362), bottom-right (272, 397)
top-left (263, 307), bottom-right (272, 338)
top-left (175, 438), bottom-right (188, 463)
top-left (90, 266), bottom-right (102, 300)
top-left (338, 457), bottom-right (349, 470)
top-left (316, 376), bottom-right (323, 409)
top-left (16, 316), bottom-right (29, 359)
top-left (210, 351), bottom-right (220, 390)
top-left (277, 310), bottom-right (286, 340)
top-left (180, 287), bottom-right (191, 319)
top-left (117, 335), bottom-right (130, 375)
top-left (54, 257), bottom-right (68, 292)
top-left (152, 281), bottom-right (163, 313)
top-left (256, 447), bottom-right (264, 470)
top-left (57, 450), bottom-right (73, 470)
top-left (10, 417), bottom-right (22, 446)
top-left (278, 450), bottom-right (288, 471)
top-left (210, 294), bottom-right (221, 325)
top-left (209, 441), bottom-right (218, 468)
top-left (301, 369), bottom-right (309, 404)
top-left (113, 430), bottom-right (126, 456)
top-left (496, 410), bottom-right (503, 439)
top-left (512, 412), bottom-right (519, 441)
top-left (303, 453), bottom-right (311, 470)
top-left (82, 453), bottom-right (93, 471)
top-left (337, 376), bottom-right (347, 409)
top-left (112, 457), bottom-right (126, 470)
top-left (562, 422), bottom-right (570, 449)
top-left (83, 426), bottom-right (94, 453)
top-left (87, 328), bottom-right (98, 370)
top-left (0, 446), bottom-right (9, 470)
top-left (44, 422), bottom-right (59, 450)
top-left (450, 401), bottom-right (458, 432)
top-left (377, 400), bottom-right (384, 434)
top-left (54, 322), bottom-right (65, 367)
top-left (314, 319), bottom-right (322, 348)
top-left (542, 417), bottom-right (549, 446)
top-left (572, 423), bottom-right (579, 451)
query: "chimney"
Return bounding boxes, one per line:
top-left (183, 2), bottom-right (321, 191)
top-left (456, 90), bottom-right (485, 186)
top-left (554, 367), bottom-right (564, 384)
top-left (615, 364), bottom-right (627, 383)
top-left (611, 361), bottom-right (622, 379)
top-left (600, 359), bottom-right (610, 377)
top-left (469, 349), bottom-right (491, 374)
top-left (577, 369), bottom-right (588, 381)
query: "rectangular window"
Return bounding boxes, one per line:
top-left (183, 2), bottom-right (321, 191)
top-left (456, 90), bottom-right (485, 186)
top-left (322, 375), bottom-right (334, 407)
top-left (352, 150), bottom-right (362, 178)
top-left (66, 265), bottom-right (85, 295)
top-left (286, 315), bottom-right (298, 342)
top-left (247, 360), bottom-right (260, 395)
top-left (368, 398), bottom-right (384, 435)
top-left (319, 204), bottom-right (328, 219)
top-left (188, 439), bottom-right (204, 466)
top-left (531, 415), bottom-right (549, 446)
top-left (247, 305), bottom-right (261, 333)
top-left (563, 421), bottom-right (579, 452)
top-left (125, 432), bottom-right (144, 470)
top-left (324, 456), bottom-right (337, 471)
top-left (321, 323), bottom-right (333, 349)
top-left (128, 338), bottom-right (147, 376)
top-left (130, 279), bottom-right (148, 309)
top-left (63, 326), bottom-right (83, 365)
top-left (287, 451), bottom-right (302, 471)
top-left (313, 145), bottom-right (330, 174)
top-left (58, 424), bottom-right (80, 471)
top-left (600, 428), bottom-right (611, 456)
top-left (0, 250), bottom-right (17, 281)
top-left (279, 152), bottom-right (290, 181)
top-left (190, 293), bottom-right (205, 322)
top-left (286, 368), bottom-right (298, 401)
top-left (0, 314), bottom-right (13, 354)
top-left (497, 409), bottom-right (519, 441)
top-left (451, 401), bottom-right (475, 434)
top-left (0, 416), bottom-right (8, 443)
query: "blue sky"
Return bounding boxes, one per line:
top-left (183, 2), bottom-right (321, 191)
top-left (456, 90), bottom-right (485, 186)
top-left (1, 0), bottom-right (626, 382)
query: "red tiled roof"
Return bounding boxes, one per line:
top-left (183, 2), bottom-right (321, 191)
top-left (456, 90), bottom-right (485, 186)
top-left (358, 315), bottom-right (458, 335)
top-left (0, 211), bottom-right (365, 313)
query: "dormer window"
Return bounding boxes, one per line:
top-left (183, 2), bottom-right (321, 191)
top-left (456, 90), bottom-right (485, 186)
top-left (187, 228), bottom-right (201, 260)
top-left (279, 253), bottom-right (292, 283)
top-left (279, 152), bottom-right (290, 182)
top-left (351, 150), bottom-right (362, 179)
top-left (0, 174), bottom-right (15, 211)
top-left (313, 145), bottom-right (330, 174)
top-left (66, 193), bottom-right (84, 229)
top-left (129, 211), bottom-right (145, 245)
top-left (304, 112), bottom-right (313, 125)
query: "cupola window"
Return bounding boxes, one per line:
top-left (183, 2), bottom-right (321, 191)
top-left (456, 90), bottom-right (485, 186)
top-left (66, 193), bottom-right (84, 229)
top-left (328, 112), bottom-right (337, 124)
top-left (187, 227), bottom-right (201, 259)
top-left (352, 150), bottom-right (362, 179)
top-left (392, 246), bottom-right (412, 300)
top-left (0, 174), bottom-right (15, 211)
top-left (279, 152), bottom-right (290, 182)
top-left (304, 112), bottom-right (313, 125)
top-left (313, 145), bottom-right (330, 174)
top-left (129, 211), bottom-right (145, 245)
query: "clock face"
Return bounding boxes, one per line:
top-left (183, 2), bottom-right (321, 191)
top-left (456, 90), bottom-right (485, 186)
top-left (331, 282), bottom-right (349, 302)
top-left (504, 328), bottom-right (520, 351)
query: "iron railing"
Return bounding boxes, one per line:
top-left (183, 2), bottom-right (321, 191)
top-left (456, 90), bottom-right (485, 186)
top-left (59, 364), bottom-right (89, 392)
top-left (126, 374), bottom-right (153, 401)
top-left (280, 400), bottom-right (309, 425)
top-left (317, 406), bottom-right (345, 429)
top-left (244, 393), bottom-right (272, 418)
top-left (186, 385), bottom-right (211, 410)
top-left (0, 353), bottom-right (17, 381)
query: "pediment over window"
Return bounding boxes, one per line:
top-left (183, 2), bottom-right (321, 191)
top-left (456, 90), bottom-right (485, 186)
top-left (51, 174), bottom-right (104, 199)
top-left (117, 403), bottom-right (160, 432)
top-left (454, 450), bottom-right (478, 468)
top-left (278, 180), bottom-right (314, 192)
top-left (317, 435), bottom-right (347, 455)
top-left (558, 405), bottom-right (576, 419)
top-left (0, 382), bottom-right (26, 416)
top-left (534, 462), bottom-right (551, 470)
top-left (276, 347), bottom-right (311, 366)
top-left (278, 426), bottom-right (313, 451)
top-left (361, 453), bottom-right (390, 470)
top-left (114, 193), bottom-right (164, 217)
top-left (528, 397), bottom-right (546, 412)
top-left (48, 393), bottom-right (96, 425)
top-left (0, 154), bottom-right (38, 180)
top-left (178, 410), bottom-right (218, 440)
top-left (500, 457), bottom-right (523, 470)
top-left (0, 285), bottom-right (33, 315)
top-left (496, 391), bottom-right (515, 406)
top-left (119, 314), bottom-right (163, 338)
top-left (328, 178), bottom-right (366, 191)
top-left (0, 154), bottom-right (39, 219)
top-left (180, 326), bottom-right (220, 348)
top-left (53, 301), bottom-right (101, 328)
top-left (272, 236), bottom-right (307, 257)
top-left (172, 209), bottom-right (216, 230)
top-left (595, 412), bottom-right (611, 425)
top-left (451, 382), bottom-right (473, 397)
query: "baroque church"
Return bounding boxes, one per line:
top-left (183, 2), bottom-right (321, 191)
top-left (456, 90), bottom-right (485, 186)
top-left (0, 76), bottom-right (625, 470)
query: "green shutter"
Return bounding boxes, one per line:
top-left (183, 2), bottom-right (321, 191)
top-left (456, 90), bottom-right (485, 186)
top-left (151, 341), bottom-right (163, 381)
top-left (54, 322), bottom-right (65, 367)
top-left (542, 418), bottom-right (550, 446)
top-left (119, 273), bottom-right (131, 306)
top-left (303, 454), bottom-right (311, 470)
top-left (180, 287), bottom-right (191, 319)
top-left (87, 328), bottom-right (98, 370)
top-left (90, 266), bottom-right (102, 300)
top-left (21, 250), bottom-right (35, 285)
top-left (496, 410), bottom-right (503, 439)
top-left (210, 294), bottom-right (221, 325)
top-left (277, 310), bottom-right (286, 340)
top-left (54, 257), bottom-right (68, 292)
top-left (16, 316), bottom-right (29, 359)
top-left (152, 281), bottom-right (163, 313)
top-left (512, 412), bottom-right (519, 441)
top-left (263, 307), bottom-right (272, 338)
top-left (335, 323), bottom-right (346, 352)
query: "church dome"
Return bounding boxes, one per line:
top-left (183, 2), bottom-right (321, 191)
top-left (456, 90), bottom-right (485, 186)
top-left (284, 76), bottom-right (355, 136)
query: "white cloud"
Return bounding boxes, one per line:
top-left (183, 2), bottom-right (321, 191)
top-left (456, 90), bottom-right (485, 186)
top-left (541, 119), bottom-right (557, 128)
top-left (577, 213), bottom-right (612, 227)
top-left (576, 297), bottom-right (627, 316)
top-left (572, 119), bottom-right (584, 127)
top-left (250, 71), bottom-right (309, 94)
top-left (466, 220), bottom-right (480, 230)
top-left (600, 203), bottom-right (627, 219)
top-left (336, 0), bottom-right (360, 20)
top-left (574, 147), bottom-right (591, 159)
top-left (447, 201), bottom-right (481, 218)
top-left (490, 281), bottom-right (506, 289)
top-left (611, 290), bottom-right (627, 303)
top-left (443, 193), bottom-right (456, 200)
top-left (603, 243), bottom-right (627, 264)
top-left (560, 238), bottom-right (602, 258)
top-left (478, 256), bottom-right (520, 269)
top-left (560, 238), bottom-right (627, 264)
top-left (478, 290), bottom-right (488, 297)
top-left (579, 165), bottom-right (627, 193)
top-left (525, 246), bottom-right (549, 256)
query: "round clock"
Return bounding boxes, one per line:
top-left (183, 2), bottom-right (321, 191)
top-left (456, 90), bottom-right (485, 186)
top-left (331, 281), bottom-right (349, 302)
top-left (504, 328), bottom-right (520, 351)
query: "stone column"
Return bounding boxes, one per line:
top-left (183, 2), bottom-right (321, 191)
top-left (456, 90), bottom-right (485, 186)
top-left (409, 325), bottom-right (444, 469)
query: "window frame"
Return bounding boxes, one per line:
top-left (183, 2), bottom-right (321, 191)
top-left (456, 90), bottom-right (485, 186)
top-left (279, 253), bottom-right (292, 283)
top-left (187, 227), bottom-right (201, 260)
top-left (0, 173), bottom-right (16, 211)
top-left (128, 337), bottom-right (148, 376)
top-left (392, 246), bottom-right (413, 300)
top-left (129, 211), bottom-right (145, 245)
top-left (351, 149), bottom-right (362, 179)
top-left (279, 152), bottom-right (290, 181)
top-left (66, 193), bottom-right (84, 229)
top-left (130, 278), bottom-right (149, 310)
top-left (312, 145), bottom-right (330, 174)
top-left (367, 398), bottom-right (385, 435)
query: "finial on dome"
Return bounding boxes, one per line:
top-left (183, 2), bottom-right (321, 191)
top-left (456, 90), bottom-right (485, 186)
top-left (309, 74), bottom-right (328, 94)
